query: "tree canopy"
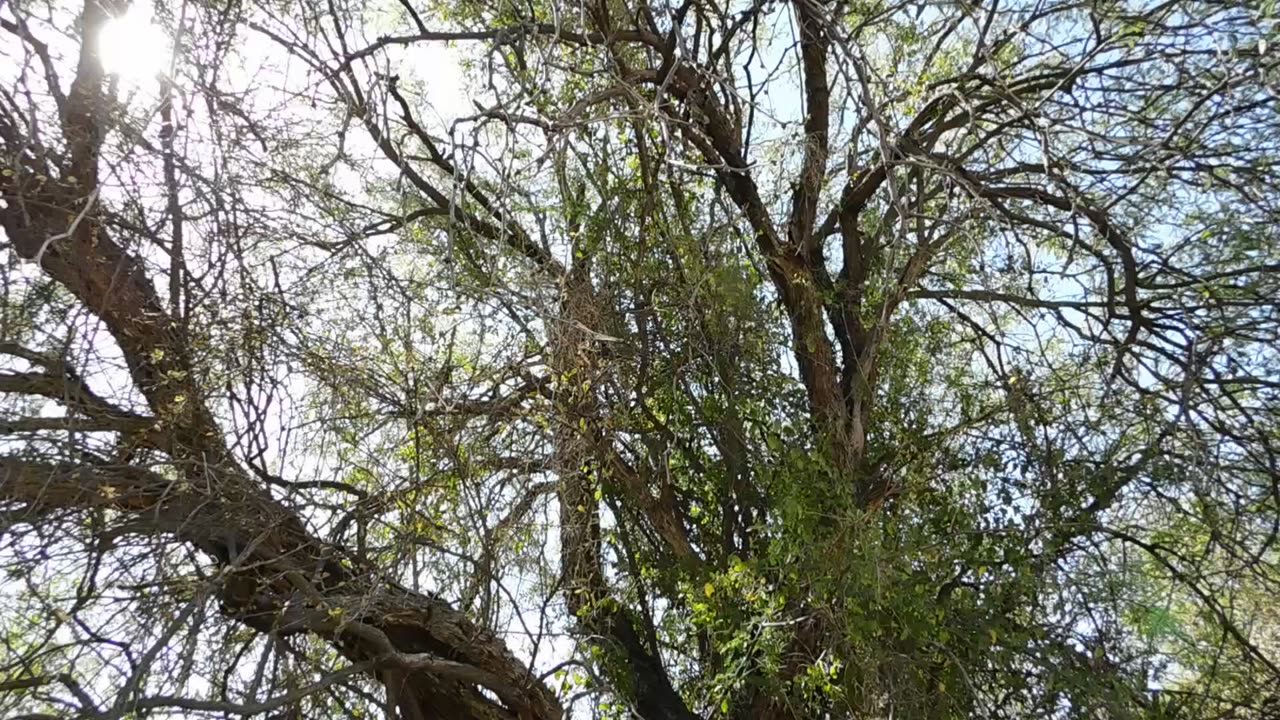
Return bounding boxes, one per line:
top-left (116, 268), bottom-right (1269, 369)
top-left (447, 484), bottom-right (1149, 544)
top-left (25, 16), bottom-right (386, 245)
top-left (1, 0), bottom-right (1278, 718)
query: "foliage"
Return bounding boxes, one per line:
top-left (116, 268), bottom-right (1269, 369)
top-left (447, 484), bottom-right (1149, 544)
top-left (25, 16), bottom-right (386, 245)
top-left (1, 0), bottom-right (1278, 718)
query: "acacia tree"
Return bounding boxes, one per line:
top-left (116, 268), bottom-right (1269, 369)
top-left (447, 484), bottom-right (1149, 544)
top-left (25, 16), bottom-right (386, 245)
top-left (1, 0), bottom-right (1278, 718)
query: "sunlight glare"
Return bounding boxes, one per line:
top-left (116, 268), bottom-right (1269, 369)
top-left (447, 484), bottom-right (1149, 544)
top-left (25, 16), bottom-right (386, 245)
top-left (98, 7), bottom-right (169, 83)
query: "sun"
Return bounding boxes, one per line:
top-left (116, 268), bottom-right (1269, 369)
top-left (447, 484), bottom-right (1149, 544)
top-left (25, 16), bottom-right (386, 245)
top-left (97, 6), bottom-right (170, 84)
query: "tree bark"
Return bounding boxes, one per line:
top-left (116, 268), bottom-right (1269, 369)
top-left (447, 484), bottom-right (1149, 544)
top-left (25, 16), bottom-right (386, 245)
top-left (0, 4), bottom-right (560, 717)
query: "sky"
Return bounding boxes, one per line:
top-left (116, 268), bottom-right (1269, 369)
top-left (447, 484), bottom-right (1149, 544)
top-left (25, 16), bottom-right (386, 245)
top-left (6, 0), bottom-right (1274, 714)
top-left (0, 3), bottom-right (585, 715)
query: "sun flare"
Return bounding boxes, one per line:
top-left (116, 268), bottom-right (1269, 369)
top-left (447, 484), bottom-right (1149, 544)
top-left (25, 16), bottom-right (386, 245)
top-left (97, 7), bottom-right (169, 84)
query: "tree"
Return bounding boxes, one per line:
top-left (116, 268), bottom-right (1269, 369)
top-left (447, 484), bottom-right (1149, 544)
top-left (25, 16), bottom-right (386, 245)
top-left (1, 0), bottom-right (1277, 718)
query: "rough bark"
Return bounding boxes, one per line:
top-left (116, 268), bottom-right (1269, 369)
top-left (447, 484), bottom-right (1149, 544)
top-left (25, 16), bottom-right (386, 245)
top-left (0, 3), bottom-right (560, 718)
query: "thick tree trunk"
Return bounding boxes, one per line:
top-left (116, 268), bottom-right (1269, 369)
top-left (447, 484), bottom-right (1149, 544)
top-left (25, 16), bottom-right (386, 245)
top-left (0, 201), bottom-right (558, 719)
top-left (0, 6), bottom-right (560, 715)
top-left (0, 456), bottom-right (560, 720)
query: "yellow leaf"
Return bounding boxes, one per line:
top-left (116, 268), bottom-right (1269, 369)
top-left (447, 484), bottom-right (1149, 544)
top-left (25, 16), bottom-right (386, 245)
top-left (704, 582), bottom-right (715, 598)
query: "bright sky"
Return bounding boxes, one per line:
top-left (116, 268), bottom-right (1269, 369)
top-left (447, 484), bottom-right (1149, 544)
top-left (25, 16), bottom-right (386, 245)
top-left (98, 4), bottom-right (170, 82)
top-left (0, 4), bottom-right (581, 714)
top-left (10, 0), bottom-right (1258, 714)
